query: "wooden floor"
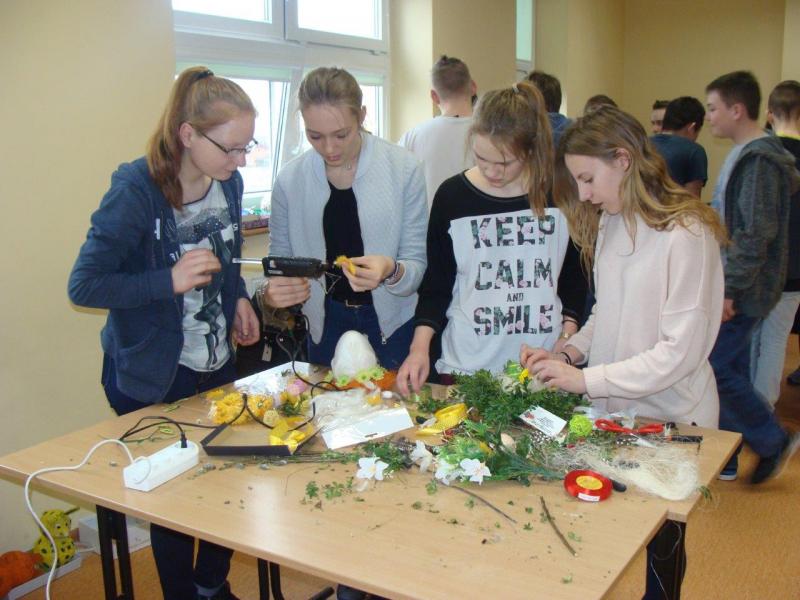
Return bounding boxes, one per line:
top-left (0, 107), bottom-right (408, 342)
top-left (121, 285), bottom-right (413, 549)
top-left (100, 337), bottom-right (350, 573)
top-left (19, 338), bottom-right (800, 600)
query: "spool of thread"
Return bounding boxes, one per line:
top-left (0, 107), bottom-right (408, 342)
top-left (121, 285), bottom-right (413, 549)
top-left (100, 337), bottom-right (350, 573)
top-left (564, 469), bottom-right (612, 502)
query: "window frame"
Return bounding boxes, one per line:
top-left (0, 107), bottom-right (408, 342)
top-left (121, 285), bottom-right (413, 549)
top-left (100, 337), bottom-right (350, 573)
top-left (172, 1), bottom-right (390, 232)
top-left (284, 0), bottom-right (389, 54)
top-left (172, 1), bottom-right (284, 42)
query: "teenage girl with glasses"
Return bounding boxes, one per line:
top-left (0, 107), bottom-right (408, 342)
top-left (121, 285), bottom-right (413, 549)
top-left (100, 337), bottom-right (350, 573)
top-left (69, 66), bottom-right (259, 600)
top-left (397, 81), bottom-right (587, 394)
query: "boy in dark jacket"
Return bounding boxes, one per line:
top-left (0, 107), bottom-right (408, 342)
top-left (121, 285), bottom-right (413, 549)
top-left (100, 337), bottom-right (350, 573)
top-left (706, 71), bottom-right (800, 484)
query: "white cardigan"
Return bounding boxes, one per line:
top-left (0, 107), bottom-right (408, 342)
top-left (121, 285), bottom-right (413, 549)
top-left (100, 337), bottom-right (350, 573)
top-left (269, 132), bottom-right (428, 343)
top-left (567, 212), bottom-right (724, 428)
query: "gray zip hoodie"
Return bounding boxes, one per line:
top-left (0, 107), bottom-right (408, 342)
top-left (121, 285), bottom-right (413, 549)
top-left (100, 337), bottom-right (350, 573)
top-left (723, 136), bottom-right (800, 317)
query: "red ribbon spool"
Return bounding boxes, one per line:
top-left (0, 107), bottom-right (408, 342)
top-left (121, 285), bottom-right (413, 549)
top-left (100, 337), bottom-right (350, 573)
top-left (564, 469), bottom-right (612, 502)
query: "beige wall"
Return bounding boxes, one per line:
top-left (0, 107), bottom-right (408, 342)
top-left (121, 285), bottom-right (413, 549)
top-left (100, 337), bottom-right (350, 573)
top-left (0, 0), bottom-right (174, 551)
top-left (389, 0), bottom-right (517, 139)
top-left (783, 0), bottom-right (800, 80)
top-left (431, 0), bottom-right (517, 97)
top-left (389, 0), bottom-right (433, 140)
top-left (624, 0), bottom-right (785, 201)
top-left (565, 0), bottom-right (625, 116)
top-left (536, 0), bottom-right (624, 117)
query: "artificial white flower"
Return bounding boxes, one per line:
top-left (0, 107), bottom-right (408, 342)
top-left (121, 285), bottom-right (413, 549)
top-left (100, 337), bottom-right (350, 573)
top-left (434, 460), bottom-right (463, 485)
top-left (356, 456), bottom-right (389, 481)
top-left (459, 458), bottom-right (491, 484)
top-left (410, 441), bottom-right (434, 472)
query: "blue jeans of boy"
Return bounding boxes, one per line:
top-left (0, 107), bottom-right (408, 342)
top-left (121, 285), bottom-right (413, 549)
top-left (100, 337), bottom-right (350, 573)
top-left (308, 297), bottom-right (414, 370)
top-left (103, 354), bottom-right (236, 600)
top-left (709, 314), bottom-right (787, 472)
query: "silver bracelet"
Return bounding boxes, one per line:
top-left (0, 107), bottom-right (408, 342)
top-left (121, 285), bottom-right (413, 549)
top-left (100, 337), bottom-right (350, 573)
top-left (383, 260), bottom-right (401, 285)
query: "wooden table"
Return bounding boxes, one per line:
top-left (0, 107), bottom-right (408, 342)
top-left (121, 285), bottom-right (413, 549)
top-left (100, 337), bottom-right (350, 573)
top-left (0, 366), bottom-right (740, 600)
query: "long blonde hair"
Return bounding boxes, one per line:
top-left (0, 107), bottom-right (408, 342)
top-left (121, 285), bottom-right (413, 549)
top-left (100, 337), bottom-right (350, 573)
top-left (554, 106), bottom-right (727, 272)
top-left (469, 82), bottom-right (553, 216)
top-left (146, 66), bottom-right (255, 209)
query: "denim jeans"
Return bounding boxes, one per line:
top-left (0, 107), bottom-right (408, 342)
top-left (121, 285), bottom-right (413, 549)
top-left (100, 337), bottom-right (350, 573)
top-left (309, 297), bottom-right (414, 370)
top-left (103, 354), bottom-right (236, 600)
top-left (750, 291), bottom-right (800, 407)
top-left (709, 314), bottom-right (787, 470)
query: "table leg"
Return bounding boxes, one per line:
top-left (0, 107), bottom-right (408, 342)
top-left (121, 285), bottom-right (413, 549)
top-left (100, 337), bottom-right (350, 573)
top-left (269, 562), bottom-right (286, 600)
top-left (257, 558), bottom-right (270, 600)
top-left (645, 519), bottom-right (687, 600)
top-left (96, 505), bottom-right (135, 600)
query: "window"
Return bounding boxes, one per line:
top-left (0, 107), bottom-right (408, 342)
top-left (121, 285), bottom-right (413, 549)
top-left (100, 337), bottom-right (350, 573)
top-left (173, 0), bottom-right (270, 22)
top-left (234, 77), bottom-right (289, 225)
top-left (172, 1), bottom-right (389, 231)
top-left (286, 0), bottom-right (388, 53)
top-left (516, 0), bottom-right (534, 80)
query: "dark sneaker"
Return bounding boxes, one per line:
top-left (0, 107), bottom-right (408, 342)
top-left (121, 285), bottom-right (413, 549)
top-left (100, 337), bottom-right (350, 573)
top-left (751, 432), bottom-right (800, 484)
top-left (717, 468), bottom-right (738, 481)
top-left (787, 367), bottom-right (800, 386)
top-left (336, 585), bottom-right (388, 600)
top-left (197, 581), bottom-right (239, 600)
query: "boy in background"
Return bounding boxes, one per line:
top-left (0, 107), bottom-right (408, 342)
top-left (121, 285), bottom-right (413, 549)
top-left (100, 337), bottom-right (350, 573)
top-left (650, 96), bottom-right (708, 197)
top-left (752, 81), bottom-right (800, 404)
top-left (398, 56), bottom-right (476, 209)
top-left (650, 98), bottom-right (670, 133)
top-left (706, 71), bottom-right (800, 483)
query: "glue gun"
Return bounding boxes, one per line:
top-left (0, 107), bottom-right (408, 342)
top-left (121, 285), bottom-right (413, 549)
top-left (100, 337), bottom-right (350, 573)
top-left (234, 256), bottom-right (329, 279)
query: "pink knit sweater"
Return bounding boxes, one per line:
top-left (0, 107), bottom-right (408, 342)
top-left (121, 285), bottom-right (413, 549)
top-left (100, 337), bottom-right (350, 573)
top-left (567, 212), bottom-right (724, 428)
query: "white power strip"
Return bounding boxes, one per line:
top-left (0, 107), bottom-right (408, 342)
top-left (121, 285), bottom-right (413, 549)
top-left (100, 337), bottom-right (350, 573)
top-left (123, 440), bottom-right (200, 492)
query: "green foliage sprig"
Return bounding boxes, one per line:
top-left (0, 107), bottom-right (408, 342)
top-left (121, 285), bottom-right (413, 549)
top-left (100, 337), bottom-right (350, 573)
top-left (410, 385), bottom-right (449, 415)
top-left (451, 368), bottom-right (589, 431)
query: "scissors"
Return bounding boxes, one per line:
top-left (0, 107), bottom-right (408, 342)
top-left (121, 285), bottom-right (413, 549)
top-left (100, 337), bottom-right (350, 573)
top-left (594, 419), bottom-right (664, 435)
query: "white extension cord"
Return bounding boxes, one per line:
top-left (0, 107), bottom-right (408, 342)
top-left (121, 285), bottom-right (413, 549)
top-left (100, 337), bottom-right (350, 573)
top-left (24, 439), bottom-right (135, 600)
top-left (24, 436), bottom-right (198, 599)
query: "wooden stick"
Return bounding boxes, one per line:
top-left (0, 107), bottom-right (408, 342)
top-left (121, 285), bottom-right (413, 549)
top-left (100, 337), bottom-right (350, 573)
top-left (539, 495), bottom-right (577, 556)
top-left (450, 484), bottom-right (517, 524)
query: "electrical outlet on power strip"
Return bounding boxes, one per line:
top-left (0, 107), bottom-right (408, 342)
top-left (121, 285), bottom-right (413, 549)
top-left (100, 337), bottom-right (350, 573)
top-left (123, 440), bottom-right (200, 492)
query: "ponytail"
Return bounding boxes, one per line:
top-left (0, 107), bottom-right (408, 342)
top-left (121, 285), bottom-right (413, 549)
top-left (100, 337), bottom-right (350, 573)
top-left (469, 82), bottom-right (553, 216)
top-left (146, 66), bottom-right (255, 209)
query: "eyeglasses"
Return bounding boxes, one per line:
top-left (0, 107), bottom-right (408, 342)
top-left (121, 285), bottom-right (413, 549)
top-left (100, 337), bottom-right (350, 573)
top-left (198, 131), bottom-right (258, 157)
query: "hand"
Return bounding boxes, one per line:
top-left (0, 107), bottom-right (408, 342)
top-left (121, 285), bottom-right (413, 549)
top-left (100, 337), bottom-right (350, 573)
top-left (232, 298), bottom-right (260, 346)
top-left (520, 344), bottom-right (562, 371)
top-left (553, 319), bottom-right (579, 353)
top-left (171, 249), bottom-right (221, 294)
top-left (397, 349), bottom-right (430, 396)
top-left (528, 359), bottom-right (587, 395)
top-left (722, 298), bottom-right (736, 322)
top-left (552, 337), bottom-right (569, 354)
top-left (261, 276), bottom-right (310, 309)
top-left (342, 255), bottom-right (396, 292)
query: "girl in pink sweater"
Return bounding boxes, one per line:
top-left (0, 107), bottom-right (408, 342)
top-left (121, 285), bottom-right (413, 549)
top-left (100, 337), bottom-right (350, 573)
top-left (521, 106), bottom-right (727, 428)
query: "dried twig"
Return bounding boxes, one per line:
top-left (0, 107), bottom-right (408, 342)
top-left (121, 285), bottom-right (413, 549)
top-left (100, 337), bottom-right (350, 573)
top-left (449, 485), bottom-right (517, 524)
top-left (539, 496), bottom-right (577, 556)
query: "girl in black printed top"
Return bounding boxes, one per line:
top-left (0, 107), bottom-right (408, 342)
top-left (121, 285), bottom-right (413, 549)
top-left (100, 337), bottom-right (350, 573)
top-left (397, 82), bottom-right (587, 394)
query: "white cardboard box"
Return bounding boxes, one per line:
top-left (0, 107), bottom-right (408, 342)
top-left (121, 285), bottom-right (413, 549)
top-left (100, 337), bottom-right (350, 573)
top-left (78, 515), bottom-right (151, 558)
top-left (2, 555), bottom-right (83, 600)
